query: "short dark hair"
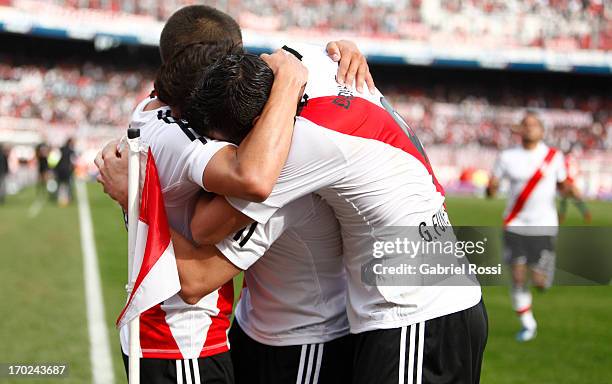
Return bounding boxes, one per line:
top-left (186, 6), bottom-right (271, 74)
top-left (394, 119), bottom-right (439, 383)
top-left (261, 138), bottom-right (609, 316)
top-left (154, 41), bottom-right (241, 109)
top-left (521, 110), bottom-right (543, 127)
top-left (159, 5), bottom-right (242, 63)
top-left (184, 54), bottom-right (274, 144)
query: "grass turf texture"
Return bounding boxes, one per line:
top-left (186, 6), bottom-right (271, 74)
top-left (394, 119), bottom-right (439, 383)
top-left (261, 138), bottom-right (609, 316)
top-left (1, 184), bottom-right (610, 383)
top-left (0, 187), bottom-right (90, 383)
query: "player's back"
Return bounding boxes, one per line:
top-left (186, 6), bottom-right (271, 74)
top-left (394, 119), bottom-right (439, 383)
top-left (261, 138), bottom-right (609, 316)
top-left (130, 99), bottom-right (230, 239)
top-left (233, 194), bottom-right (348, 346)
top-left (121, 98), bottom-right (234, 359)
top-left (297, 44), bottom-right (445, 228)
top-left (228, 45), bottom-right (481, 332)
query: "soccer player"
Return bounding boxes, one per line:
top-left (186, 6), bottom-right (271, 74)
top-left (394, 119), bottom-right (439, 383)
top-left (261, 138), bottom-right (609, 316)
top-left (95, 5), bottom-right (371, 383)
top-left (487, 111), bottom-right (576, 342)
top-left (55, 138), bottom-right (75, 206)
top-left (0, 144), bottom-right (8, 204)
top-left (35, 142), bottom-right (50, 197)
top-left (169, 47), bottom-right (487, 384)
top-left (558, 146), bottom-right (591, 223)
top-left (188, 193), bottom-right (352, 384)
top-left (152, 41), bottom-right (357, 384)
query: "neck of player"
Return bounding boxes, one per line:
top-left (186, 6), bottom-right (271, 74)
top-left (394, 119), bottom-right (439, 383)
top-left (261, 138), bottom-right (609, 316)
top-left (522, 139), bottom-right (539, 150)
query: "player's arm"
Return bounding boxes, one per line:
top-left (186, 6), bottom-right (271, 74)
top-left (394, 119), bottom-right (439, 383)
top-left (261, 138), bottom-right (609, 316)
top-left (487, 154), bottom-right (506, 198)
top-left (95, 43), bottom-right (373, 207)
top-left (557, 179), bottom-right (573, 196)
top-left (202, 41), bottom-right (374, 201)
top-left (171, 229), bottom-right (241, 305)
top-left (325, 40), bottom-right (375, 93)
top-left (191, 123), bottom-right (347, 245)
top-left (190, 192), bottom-right (254, 245)
top-left (201, 50), bottom-right (306, 201)
top-left (555, 153), bottom-right (574, 197)
top-left (176, 197), bottom-right (311, 303)
top-left (486, 176), bottom-right (500, 198)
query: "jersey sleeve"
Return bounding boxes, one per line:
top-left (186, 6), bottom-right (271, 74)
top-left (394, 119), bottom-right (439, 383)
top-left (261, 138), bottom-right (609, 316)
top-left (554, 152), bottom-right (567, 183)
top-left (215, 196), bottom-right (316, 270)
top-left (492, 152), bottom-right (507, 179)
top-left (225, 120), bottom-right (348, 223)
top-left (184, 139), bottom-right (236, 191)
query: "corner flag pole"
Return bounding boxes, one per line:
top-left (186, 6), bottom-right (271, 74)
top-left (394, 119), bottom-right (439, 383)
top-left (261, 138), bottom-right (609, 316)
top-left (126, 127), bottom-right (141, 384)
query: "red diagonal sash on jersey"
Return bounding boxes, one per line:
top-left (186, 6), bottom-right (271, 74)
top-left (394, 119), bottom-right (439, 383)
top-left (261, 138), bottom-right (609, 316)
top-left (503, 147), bottom-right (557, 227)
top-left (116, 149), bottom-right (181, 328)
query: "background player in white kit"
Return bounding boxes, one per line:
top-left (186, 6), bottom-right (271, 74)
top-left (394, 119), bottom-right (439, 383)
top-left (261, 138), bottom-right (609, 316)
top-left (487, 111), bottom-right (578, 342)
top-left (95, 5), bottom-right (373, 383)
top-left (174, 47), bottom-right (487, 384)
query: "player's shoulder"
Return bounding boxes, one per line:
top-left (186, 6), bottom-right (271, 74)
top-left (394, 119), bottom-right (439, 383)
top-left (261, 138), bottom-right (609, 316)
top-left (131, 98), bottom-right (203, 148)
top-left (130, 98), bottom-right (217, 171)
top-left (282, 42), bottom-right (340, 96)
top-left (500, 146), bottom-right (524, 160)
top-left (539, 143), bottom-right (563, 160)
top-left (293, 117), bottom-right (344, 155)
top-left (549, 145), bottom-right (565, 164)
top-left (281, 42), bottom-right (328, 62)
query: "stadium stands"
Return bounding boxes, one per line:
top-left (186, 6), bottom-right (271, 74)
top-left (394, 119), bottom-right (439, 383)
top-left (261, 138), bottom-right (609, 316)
top-left (0, 59), bottom-right (607, 152)
top-left (34, 0), bottom-right (612, 52)
top-left (0, 61), bottom-right (151, 127)
top-left (0, 3), bottom-right (608, 197)
top-left (386, 87), bottom-right (610, 152)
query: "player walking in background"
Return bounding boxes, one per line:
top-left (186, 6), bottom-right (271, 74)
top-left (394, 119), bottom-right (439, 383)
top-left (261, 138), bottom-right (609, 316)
top-left (35, 142), bottom-right (50, 198)
top-left (55, 138), bottom-right (75, 206)
top-left (0, 144), bottom-right (8, 204)
top-left (558, 145), bottom-right (591, 223)
top-left (487, 111), bottom-right (578, 342)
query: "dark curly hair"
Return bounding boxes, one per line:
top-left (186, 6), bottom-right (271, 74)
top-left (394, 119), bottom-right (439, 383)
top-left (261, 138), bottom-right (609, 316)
top-left (184, 53), bottom-right (275, 145)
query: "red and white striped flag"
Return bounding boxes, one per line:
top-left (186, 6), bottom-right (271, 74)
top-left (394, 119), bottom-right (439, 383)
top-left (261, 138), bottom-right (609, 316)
top-left (116, 149), bottom-right (181, 329)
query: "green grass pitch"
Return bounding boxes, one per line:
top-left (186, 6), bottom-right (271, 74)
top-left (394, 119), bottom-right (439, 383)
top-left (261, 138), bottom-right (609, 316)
top-left (0, 183), bottom-right (610, 383)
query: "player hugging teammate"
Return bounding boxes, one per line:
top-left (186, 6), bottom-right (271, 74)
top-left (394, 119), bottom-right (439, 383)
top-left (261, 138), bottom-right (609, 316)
top-left (96, 5), bottom-right (488, 384)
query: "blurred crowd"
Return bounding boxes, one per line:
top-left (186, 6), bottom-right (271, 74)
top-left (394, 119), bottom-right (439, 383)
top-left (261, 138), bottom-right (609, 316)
top-left (0, 60), bottom-right (152, 127)
top-left (386, 86), bottom-right (611, 152)
top-left (33, 0), bottom-right (612, 51)
top-left (0, 59), bottom-right (609, 154)
top-left (0, 57), bottom-right (612, 150)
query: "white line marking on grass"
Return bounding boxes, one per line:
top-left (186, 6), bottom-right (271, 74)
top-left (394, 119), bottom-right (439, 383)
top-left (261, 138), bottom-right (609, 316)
top-left (76, 181), bottom-right (115, 384)
top-left (27, 198), bottom-right (44, 218)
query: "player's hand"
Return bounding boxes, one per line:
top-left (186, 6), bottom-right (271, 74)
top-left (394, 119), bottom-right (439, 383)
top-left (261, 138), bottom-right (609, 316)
top-left (326, 40), bottom-right (375, 94)
top-left (261, 49), bottom-right (308, 88)
top-left (94, 139), bottom-right (129, 210)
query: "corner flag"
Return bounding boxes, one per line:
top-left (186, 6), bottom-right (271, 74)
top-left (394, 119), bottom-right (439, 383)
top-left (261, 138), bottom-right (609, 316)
top-left (116, 148), bottom-right (181, 330)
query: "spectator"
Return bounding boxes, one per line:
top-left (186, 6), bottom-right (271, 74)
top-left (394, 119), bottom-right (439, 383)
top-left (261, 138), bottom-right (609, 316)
top-left (36, 0), bottom-right (612, 51)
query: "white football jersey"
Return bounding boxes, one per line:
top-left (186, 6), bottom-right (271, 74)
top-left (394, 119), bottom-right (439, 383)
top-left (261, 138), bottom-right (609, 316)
top-left (120, 97), bottom-right (235, 359)
top-left (493, 142), bottom-right (566, 235)
top-left (226, 45), bottom-right (481, 333)
top-left (217, 194), bottom-right (348, 346)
